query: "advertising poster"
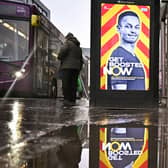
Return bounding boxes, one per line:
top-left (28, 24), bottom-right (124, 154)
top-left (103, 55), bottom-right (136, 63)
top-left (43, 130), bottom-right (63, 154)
top-left (99, 127), bottom-right (148, 168)
top-left (100, 3), bottom-right (150, 90)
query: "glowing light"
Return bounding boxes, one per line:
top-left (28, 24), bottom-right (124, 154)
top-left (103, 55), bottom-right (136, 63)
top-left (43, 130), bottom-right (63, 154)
top-left (15, 69), bottom-right (25, 79)
top-left (3, 22), bottom-right (28, 39)
top-left (52, 52), bottom-right (58, 58)
top-left (15, 71), bottom-right (23, 78)
top-left (21, 68), bottom-right (26, 73)
top-left (8, 101), bottom-right (22, 142)
top-left (3, 22), bottom-right (10, 28)
top-left (18, 30), bottom-right (27, 39)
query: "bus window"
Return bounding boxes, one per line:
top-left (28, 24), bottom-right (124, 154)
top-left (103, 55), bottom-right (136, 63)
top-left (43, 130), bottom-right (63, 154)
top-left (0, 19), bottom-right (29, 62)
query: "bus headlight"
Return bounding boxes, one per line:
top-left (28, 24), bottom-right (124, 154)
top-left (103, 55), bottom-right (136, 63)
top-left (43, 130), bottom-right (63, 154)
top-left (15, 69), bottom-right (25, 79)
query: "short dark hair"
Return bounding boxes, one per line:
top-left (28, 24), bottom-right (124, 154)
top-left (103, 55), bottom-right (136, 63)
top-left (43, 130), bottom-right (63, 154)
top-left (118, 11), bottom-right (139, 25)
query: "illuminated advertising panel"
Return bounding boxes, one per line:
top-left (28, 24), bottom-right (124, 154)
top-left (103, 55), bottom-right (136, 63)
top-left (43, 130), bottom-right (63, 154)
top-left (99, 127), bottom-right (148, 168)
top-left (100, 4), bottom-right (150, 91)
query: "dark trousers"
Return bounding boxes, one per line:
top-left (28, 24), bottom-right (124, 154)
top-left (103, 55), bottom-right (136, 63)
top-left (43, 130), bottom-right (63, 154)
top-left (61, 69), bottom-right (80, 102)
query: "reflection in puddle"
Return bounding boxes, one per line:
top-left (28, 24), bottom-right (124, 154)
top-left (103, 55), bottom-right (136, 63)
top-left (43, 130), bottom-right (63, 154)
top-left (8, 101), bottom-right (22, 142)
top-left (0, 99), bottom-right (167, 167)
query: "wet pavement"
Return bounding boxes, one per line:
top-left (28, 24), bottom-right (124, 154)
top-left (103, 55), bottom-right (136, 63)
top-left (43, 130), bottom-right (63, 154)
top-left (0, 98), bottom-right (167, 168)
top-left (0, 98), bottom-right (89, 168)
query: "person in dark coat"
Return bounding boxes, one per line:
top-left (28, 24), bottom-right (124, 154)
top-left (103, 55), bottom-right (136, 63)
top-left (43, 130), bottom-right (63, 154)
top-left (58, 33), bottom-right (83, 105)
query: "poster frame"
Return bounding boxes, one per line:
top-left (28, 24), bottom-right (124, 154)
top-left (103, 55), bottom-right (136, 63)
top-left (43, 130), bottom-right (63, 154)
top-left (90, 0), bottom-right (160, 107)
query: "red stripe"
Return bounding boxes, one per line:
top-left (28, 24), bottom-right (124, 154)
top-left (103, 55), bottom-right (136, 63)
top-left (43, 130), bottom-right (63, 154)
top-left (144, 65), bottom-right (149, 78)
top-left (143, 139), bottom-right (148, 152)
top-left (99, 161), bottom-right (108, 168)
top-left (101, 85), bottom-right (105, 90)
top-left (142, 23), bottom-right (150, 38)
top-left (99, 136), bottom-right (107, 168)
top-left (100, 66), bottom-right (105, 89)
top-left (101, 6), bottom-right (130, 36)
top-left (101, 4), bottom-right (114, 16)
top-left (137, 40), bottom-right (149, 58)
top-left (100, 128), bottom-right (105, 132)
top-left (101, 16), bottom-right (116, 36)
top-left (100, 141), bottom-right (103, 151)
top-left (101, 34), bottom-right (119, 56)
top-left (100, 66), bottom-right (104, 76)
top-left (138, 6), bottom-right (150, 18)
top-left (140, 160), bottom-right (148, 168)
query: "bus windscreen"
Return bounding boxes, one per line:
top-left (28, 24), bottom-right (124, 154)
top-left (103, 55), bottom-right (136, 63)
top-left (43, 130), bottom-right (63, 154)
top-left (0, 19), bottom-right (29, 62)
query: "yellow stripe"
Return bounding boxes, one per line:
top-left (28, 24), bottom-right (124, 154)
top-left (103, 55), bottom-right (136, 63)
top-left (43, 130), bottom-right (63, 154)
top-left (99, 128), bottom-right (113, 168)
top-left (139, 32), bottom-right (149, 46)
top-left (101, 27), bottom-right (117, 47)
top-left (145, 77), bottom-right (149, 90)
top-left (100, 150), bottom-right (113, 168)
top-left (101, 5), bottom-right (123, 26)
top-left (129, 5), bottom-right (150, 28)
top-left (100, 129), bottom-right (105, 142)
top-left (135, 48), bottom-right (149, 68)
top-left (133, 128), bottom-right (148, 167)
top-left (100, 76), bottom-right (106, 88)
top-left (133, 150), bottom-right (148, 167)
top-left (101, 43), bottom-right (119, 67)
top-left (135, 48), bottom-right (149, 89)
top-left (144, 128), bottom-right (149, 142)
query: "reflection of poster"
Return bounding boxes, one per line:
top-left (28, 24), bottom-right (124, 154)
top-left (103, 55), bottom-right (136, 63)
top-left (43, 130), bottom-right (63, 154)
top-left (99, 127), bottom-right (148, 168)
top-left (100, 4), bottom-right (150, 91)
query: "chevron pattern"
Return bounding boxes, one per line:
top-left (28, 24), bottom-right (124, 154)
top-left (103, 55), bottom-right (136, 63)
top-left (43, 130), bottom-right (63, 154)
top-left (100, 3), bottom-right (150, 90)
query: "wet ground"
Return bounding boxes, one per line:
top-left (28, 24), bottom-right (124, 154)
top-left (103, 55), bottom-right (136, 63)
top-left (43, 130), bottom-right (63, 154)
top-left (0, 98), bottom-right (167, 168)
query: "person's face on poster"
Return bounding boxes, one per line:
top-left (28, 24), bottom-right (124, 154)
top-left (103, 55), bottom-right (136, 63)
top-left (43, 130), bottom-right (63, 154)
top-left (117, 15), bottom-right (140, 44)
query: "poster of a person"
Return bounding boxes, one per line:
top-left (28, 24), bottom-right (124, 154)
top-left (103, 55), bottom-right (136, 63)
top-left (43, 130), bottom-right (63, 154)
top-left (107, 11), bottom-right (145, 90)
top-left (99, 127), bottom-right (148, 168)
top-left (100, 4), bottom-right (150, 91)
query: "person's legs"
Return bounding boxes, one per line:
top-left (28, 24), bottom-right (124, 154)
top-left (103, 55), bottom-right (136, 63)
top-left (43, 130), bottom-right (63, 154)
top-left (62, 69), bottom-right (79, 104)
top-left (62, 69), bottom-right (72, 101)
top-left (70, 69), bottom-right (80, 102)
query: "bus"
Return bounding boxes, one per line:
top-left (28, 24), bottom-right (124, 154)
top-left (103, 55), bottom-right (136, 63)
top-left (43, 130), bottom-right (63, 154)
top-left (0, 0), bottom-right (64, 98)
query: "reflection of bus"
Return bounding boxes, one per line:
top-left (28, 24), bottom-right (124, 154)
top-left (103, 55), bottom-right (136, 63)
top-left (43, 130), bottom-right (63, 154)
top-left (0, 1), bottom-right (64, 97)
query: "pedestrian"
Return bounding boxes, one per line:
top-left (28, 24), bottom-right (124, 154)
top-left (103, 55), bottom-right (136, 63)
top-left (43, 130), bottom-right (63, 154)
top-left (107, 11), bottom-right (145, 90)
top-left (58, 33), bottom-right (83, 105)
